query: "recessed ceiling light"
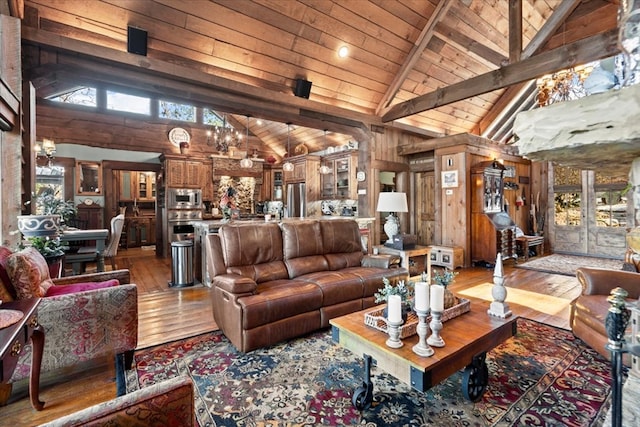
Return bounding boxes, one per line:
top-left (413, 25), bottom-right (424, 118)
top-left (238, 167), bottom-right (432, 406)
top-left (338, 45), bottom-right (349, 58)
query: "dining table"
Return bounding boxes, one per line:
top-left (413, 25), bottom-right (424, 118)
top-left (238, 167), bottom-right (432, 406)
top-left (59, 228), bottom-right (109, 274)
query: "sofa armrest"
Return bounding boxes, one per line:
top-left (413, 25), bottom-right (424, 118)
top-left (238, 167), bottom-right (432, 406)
top-left (53, 269), bottom-right (131, 286)
top-left (361, 254), bottom-right (401, 269)
top-left (213, 274), bottom-right (257, 294)
top-left (38, 376), bottom-right (195, 427)
top-left (576, 267), bottom-right (640, 299)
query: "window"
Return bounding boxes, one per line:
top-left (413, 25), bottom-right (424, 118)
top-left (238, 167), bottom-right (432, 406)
top-left (106, 91), bottom-right (151, 115)
top-left (159, 100), bottom-right (196, 122)
top-left (553, 165), bottom-right (581, 226)
top-left (35, 166), bottom-right (65, 213)
top-left (203, 108), bottom-right (225, 126)
top-left (48, 87), bottom-right (97, 107)
top-left (594, 172), bottom-right (628, 227)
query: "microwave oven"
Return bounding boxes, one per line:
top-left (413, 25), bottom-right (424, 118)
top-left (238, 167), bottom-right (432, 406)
top-left (168, 188), bottom-right (202, 209)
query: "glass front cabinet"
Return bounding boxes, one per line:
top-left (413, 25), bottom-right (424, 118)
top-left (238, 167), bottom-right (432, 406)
top-left (320, 151), bottom-right (357, 200)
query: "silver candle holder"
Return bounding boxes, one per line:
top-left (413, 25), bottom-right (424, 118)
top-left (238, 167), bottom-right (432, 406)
top-left (412, 308), bottom-right (434, 357)
top-left (385, 319), bottom-right (404, 348)
top-left (427, 310), bottom-right (445, 347)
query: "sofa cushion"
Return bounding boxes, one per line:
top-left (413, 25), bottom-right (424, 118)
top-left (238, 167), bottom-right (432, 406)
top-left (282, 221), bottom-right (329, 278)
top-left (45, 278), bottom-right (120, 297)
top-left (319, 219), bottom-right (363, 254)
top-left (239, 279), bottom-right (324, 329)
top-left (296, 271), bottom-right (364, 306)
top-left (5, 247), bottom-right (55, 299)
top-left (219, 223), bottom-right (288, 283)
top-left (0, 246), bottom-right (16, 301)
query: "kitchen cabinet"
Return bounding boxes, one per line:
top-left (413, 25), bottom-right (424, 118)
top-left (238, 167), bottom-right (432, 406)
top-left (165, 159), bottom-right (202, 188)
top-left (125, 217), bottom-right (155, 247)
top-left (262, 165), bottom-right (283, 201)
top-left (283, 155), bottom-right (321, 213)
top-left (320, 151), bottom-right (357, 199)
top-left (118, 171), bottom-right (156, 201)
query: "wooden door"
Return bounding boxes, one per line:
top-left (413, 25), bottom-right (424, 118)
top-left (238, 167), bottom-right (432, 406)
top-left (550, 165), bottom-right (628, 257)
top-left (415, 171), bottom-right (435, 246)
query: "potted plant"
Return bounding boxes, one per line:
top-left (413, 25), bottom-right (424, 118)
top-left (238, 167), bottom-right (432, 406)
top-left (374, 277), bottom-right (413, 321)
top-left (432, 268), bottom-right (459, 309)
top-left (18, 187), bottom-right (78, 237)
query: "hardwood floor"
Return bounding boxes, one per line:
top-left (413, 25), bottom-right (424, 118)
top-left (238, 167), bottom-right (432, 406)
top-left (1, 249), bottom-right (582, 425)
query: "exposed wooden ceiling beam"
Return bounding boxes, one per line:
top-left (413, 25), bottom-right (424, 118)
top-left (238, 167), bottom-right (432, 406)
top-left (476, 0), bottom-right (584, 136)
top-left (374, 0), bottom-right (453, 115)
top-left (21, 26), bottom-right (377, 139)
top-left (509, 0), bottom-right (522, 63)
top-left (433, 22), bottom-right (507, 68)
top-left (382, 29), bottom-right (619, 123)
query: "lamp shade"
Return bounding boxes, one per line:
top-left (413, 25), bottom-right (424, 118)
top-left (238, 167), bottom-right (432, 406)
top-left (376, 192), bottom-right (408, 213)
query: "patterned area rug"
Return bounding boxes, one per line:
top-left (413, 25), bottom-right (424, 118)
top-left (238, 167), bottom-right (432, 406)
top-left (515, 254), bottom-right (624, 276)
top-left (126, 318), bottom-right (614, 426)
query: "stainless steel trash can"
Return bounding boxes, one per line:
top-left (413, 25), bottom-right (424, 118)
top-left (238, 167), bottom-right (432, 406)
top-left (169, 240), bottom-right (194, 287)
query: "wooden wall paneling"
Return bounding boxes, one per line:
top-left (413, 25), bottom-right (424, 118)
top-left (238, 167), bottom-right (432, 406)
top-left (1, 15), bottom-right (22, 248)
top-left (22, 81), bottom-right (36, 214)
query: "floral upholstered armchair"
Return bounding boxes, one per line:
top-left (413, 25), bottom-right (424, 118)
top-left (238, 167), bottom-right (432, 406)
top-left (38, 376), bottom-right (195, 427)
top-left (0, 246), bottom-right (138, 403)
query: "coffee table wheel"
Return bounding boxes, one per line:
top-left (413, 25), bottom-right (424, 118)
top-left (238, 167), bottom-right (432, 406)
top-left (352, 383), bottom-right (374, 410)
top-left (462, 353), bottom-right (489, 402)
top-left (352, 354), bottom-right (374, 410)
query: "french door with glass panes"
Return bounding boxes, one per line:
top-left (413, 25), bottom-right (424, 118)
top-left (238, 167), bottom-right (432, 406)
top-left (550, 165), bottom-right (629, 258)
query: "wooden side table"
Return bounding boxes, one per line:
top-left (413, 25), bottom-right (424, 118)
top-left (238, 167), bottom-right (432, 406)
top-left (516, 235), bottom-right (544, 261)
top-left (0, 298), bottom-right (45, 410)
top-left (376, 244), bottom-right (431, 279)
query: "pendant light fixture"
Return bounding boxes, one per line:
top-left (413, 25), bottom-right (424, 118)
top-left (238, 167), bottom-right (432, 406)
top-left (282, 123), bottom-right (294, 172)
top-left (319, 129), bottom-right (332, 175)
top-left (239, 115), bottom-right (253, 168)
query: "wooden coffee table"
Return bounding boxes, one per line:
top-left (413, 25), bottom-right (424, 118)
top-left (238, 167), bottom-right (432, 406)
top-left (330, 302), bottom-right (517, 408)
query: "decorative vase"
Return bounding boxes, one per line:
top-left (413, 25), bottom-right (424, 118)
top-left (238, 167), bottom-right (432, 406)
top-left (17, 214), bottom-right (61, 237)
top-left (443, 288), bottom-right (457, 309)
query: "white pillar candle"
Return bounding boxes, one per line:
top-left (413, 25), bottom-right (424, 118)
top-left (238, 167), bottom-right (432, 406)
top-left (414, 282), bottom-right (429, 311)
top-left (387, 294), bottom-right (402, 323)
top-left (430, 285), bottom-right (444, 312)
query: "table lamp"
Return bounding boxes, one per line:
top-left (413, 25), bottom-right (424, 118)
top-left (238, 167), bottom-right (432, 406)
top-left (376, 192), bottom-right (408, 242)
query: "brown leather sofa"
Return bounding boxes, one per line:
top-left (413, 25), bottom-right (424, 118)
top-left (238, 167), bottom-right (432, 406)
top-left (570, 267), bottom-right (639, 362)
top-left (207, 219), bottom-right (408, 352)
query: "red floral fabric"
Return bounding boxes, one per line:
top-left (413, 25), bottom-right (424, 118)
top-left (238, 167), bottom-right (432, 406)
top-left (5, 247), bottom-right (54, 299)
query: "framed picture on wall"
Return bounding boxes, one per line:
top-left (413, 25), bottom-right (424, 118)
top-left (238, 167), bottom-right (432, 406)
top-left (442, 170), bottom-right (458, 188)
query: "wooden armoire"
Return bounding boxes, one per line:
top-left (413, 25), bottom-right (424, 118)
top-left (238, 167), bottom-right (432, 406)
top-left (471, 160), bottom-right (517, 266)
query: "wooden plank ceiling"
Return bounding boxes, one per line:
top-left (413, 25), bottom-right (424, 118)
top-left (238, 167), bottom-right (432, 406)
top-left (18, 0), bottom-right (619, 159)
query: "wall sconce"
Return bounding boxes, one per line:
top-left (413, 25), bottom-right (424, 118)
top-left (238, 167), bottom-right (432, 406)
top-left (34, 138), bottom-right (56, 166)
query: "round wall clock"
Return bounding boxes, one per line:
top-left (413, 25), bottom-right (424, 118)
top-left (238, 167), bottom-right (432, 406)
top-left (168, 127), bottom-right (191, 147)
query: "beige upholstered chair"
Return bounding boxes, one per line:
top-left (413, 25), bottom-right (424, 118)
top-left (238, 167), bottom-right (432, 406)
top-left (103, 214), bottom-right (125, 270)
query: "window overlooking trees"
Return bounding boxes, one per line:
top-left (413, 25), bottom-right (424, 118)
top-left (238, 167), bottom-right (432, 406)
top-left (47, 86), bottom-right (238, 131)
top-left (159, 100), bottom-right (196, 122)
top-left (49, 87), bottom-right (97, 107)
top-left (594, 172), bottom-right (628, 228)
top-left (203, 108), bottom-right (225, 126)
top-left (35, 166), bottom-right (65, 209)
top-left (106, 91), bottom-right (151, 115)
top-left (553, 165), bottom-right (581, 226)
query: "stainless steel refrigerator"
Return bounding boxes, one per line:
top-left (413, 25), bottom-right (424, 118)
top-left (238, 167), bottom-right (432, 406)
top-left (286, 182), bottom-right (306, 218)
